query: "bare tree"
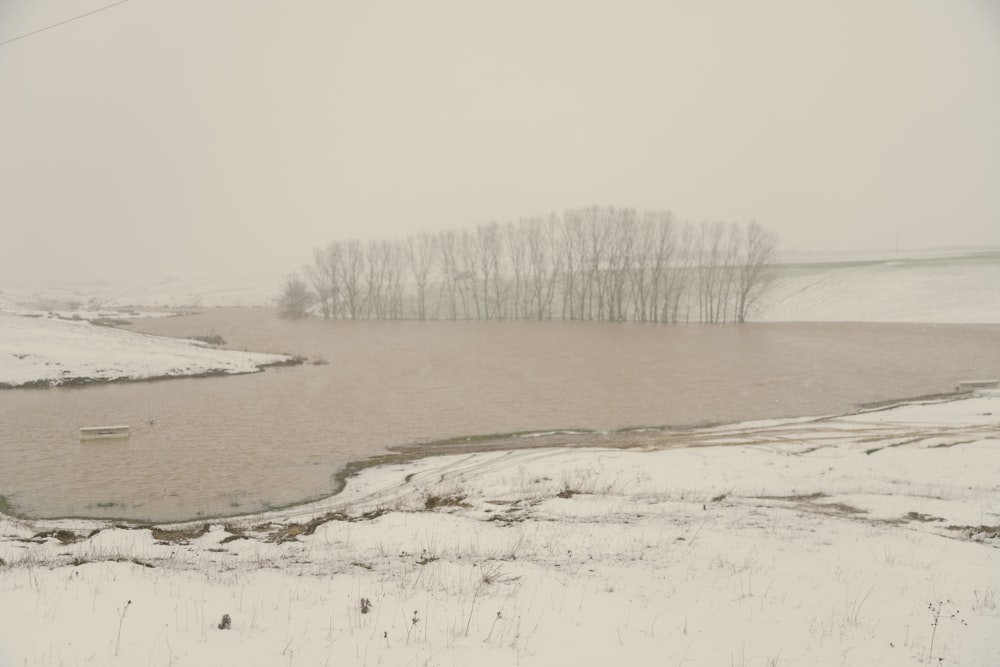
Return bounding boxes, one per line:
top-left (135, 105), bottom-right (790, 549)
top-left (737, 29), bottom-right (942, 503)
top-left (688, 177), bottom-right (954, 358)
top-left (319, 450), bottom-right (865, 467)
top-left (305, 243), bottom-right (341, 319)
top-left (559, 210), bottom-right (586, 320)
top-left (384, 240), bottom-right (405, 319)
top-left (628, 212), bottom-right (657, 322)
top-left (294, 208), bottom-right (778, 324)
top-left (734, 220), bottom-right (779, 323)
top-left (506, 221), bottom-right (529, 320)
top-left (457, 229), bottom-right (481, 319)
top-left (526, 215), bottom-right (560, 320)
top-left (661, 221), bottom-right (694, 323)
top-left (473, 222), bottom-right (504, 319)
top-left (604, 207), bottom-right (636, 322)
top-left (583, 207), bottom-right (609, 320)
top-left (406, 232), bottom-right (438, 320)
top-left (365, 240), bottom-right (390, 319)
top-left (437, 230), bottom-right (465, 320)
top-left (713, 223), bottom-right (741, 323)
top-left (695, 221), bottom-right (726, 323)
top-left (339, 239), bottom-right (366, 320)
top-left (277, 273), bottom-right (314, 319)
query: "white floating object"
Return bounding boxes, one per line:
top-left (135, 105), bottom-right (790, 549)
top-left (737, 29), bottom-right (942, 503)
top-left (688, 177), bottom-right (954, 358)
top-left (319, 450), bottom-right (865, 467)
top-left (80, 425), bottom-right (130, 440)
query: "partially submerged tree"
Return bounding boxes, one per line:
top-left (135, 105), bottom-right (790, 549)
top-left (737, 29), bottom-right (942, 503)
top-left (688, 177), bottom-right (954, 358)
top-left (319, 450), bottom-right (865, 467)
top-left (289, 208), bottom-right (779, 323)
top-left (733, 221), bottom-right (779, 323)
top-left (277, 273), bottom-right (315, 319)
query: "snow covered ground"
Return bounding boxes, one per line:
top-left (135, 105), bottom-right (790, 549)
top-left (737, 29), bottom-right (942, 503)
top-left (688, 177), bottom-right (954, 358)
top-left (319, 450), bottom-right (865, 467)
top-left (2, 391), bottom-right (998, 666)
top-left (0, 274), bottom-right (282, 312)
top-left (761, 249), bottom-right (1000, 323)
top-left (0, 311), bottom-right (293, 388)
top-left (2, 249), bottom-right (999, 665)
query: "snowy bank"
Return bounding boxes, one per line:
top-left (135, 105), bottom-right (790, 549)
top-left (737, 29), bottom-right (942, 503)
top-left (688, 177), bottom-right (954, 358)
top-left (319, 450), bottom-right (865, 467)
top-left (0, 311), bottom-right (295, 388)
top-left (2, 391), bottom-right (998, 666)
top-left (761, 250), bottom-right (1000, 323)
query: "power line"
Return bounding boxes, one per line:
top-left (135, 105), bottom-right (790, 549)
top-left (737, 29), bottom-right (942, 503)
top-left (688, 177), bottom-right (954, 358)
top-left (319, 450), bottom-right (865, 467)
top-left (0, 0), bottom-right (132, 48)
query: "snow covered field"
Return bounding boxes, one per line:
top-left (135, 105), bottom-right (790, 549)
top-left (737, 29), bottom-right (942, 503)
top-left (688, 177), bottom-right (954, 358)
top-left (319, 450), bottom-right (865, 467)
top-left (2, 249), bottom-right (999, 665)
top-left (761, 250), bottom-right (1000, 324)
top-left (0, 274), bottom-right (282, 312)
top-left (1, 391), bottom-right (998, 666)
top-left (0, 311), bottom-right (293, 388)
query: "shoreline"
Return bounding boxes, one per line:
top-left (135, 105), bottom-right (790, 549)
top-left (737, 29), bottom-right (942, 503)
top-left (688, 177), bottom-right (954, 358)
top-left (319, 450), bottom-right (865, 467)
top-left (0, 390), bottom-right (1000, 667)
top-left (0, 355), bottom-right (305, 390)
top-left (0, 386), bottom-right (980, 529)
top-left (0, 313), bottom-right (995, 524)
top-left (2, 389), bottom-right (998, 665)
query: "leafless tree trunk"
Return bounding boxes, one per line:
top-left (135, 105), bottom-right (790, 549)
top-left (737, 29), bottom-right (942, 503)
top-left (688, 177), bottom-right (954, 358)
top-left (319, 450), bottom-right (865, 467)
top-left (583, 207), bottom-right (609, 321)
top-left (695, 222), bottom-right (725, 323)
top-left (277, 273), bottom-right (315, 319)
top-left (472, 222), bottom-right (504, 320)
top-left (734, 220), bottom-right (779, 323)
top-left (604, 207), bottom-right (636, 322)
top-left (628, 212), bottom-right (656, 322)
top-left (295, 209), bottom-right (777, 324)
top-left (304, 244), bottom-right (337, 320)
top-left (339, 239), bottom-right (366, 320)
top-left (526, 215), bottom-right (560, 320)
top-left (406, 233), bottom-right (438, 321)
top-left (385, 240), bottom-right (404, 319)
top-left (559, 210), bottom-right (585, 320)
top-left (506, 221), bottom-right (529, 320)
top-left (437, 230), bottom-right (461, 320)
top-left (364, 240), bottom-right (386, 319)
top-left (661, 222), bottom-right (694, 323)
top-left (457, 229), bottom-right (480, 319)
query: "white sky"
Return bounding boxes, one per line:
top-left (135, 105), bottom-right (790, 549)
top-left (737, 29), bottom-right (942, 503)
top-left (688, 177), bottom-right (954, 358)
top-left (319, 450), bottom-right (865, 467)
top-left (1, 0), bottom-right (998, 283)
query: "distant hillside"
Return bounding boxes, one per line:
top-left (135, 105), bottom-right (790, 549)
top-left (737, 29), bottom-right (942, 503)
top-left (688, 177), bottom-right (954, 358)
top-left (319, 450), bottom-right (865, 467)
top-left (760, 250), bottom-right (1000, 323)
top-left (0, 274), bottom-right (282, 312)
top-left (2, 250), bottom-right (998, 324)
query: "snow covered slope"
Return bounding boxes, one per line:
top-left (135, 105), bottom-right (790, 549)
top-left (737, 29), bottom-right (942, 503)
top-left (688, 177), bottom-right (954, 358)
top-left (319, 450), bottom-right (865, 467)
top-left (761, 249), bottom-right (1000, 323)
top-left (0, 311), bottom-right (292, 388)
top-left (0, 273), bottom-right (281, 311)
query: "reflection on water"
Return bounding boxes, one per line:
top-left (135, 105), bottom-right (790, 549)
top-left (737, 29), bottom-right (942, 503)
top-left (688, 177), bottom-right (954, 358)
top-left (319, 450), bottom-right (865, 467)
top-left (1, 309), bottom-right (997, 521)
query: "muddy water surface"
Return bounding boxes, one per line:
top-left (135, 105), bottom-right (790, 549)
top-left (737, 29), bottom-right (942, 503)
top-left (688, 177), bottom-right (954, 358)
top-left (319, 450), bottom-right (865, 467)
top-left (2, 309), bottom-right (998, 521)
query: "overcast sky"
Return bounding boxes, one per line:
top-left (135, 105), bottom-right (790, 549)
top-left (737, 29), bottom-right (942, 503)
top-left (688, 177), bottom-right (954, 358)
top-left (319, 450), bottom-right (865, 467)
top-left (1, 0), bottom-right (998, 283)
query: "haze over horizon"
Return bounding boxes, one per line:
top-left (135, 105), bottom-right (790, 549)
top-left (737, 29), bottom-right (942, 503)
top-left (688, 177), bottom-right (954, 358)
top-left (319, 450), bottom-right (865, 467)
top-left (2, 0), bottom-right (998, 284)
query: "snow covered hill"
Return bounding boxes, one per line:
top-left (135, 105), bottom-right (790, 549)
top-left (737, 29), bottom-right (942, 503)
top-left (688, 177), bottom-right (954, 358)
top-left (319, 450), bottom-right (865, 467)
top-left (0, 311), bottom-right (293, 388)
top-left (761, 249), bottom-right (1000, 323)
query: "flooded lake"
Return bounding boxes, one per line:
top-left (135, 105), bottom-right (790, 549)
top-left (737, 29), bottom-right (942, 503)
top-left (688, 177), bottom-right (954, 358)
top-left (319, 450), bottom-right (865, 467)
top-left (2, 309), bottom-right (999, 521)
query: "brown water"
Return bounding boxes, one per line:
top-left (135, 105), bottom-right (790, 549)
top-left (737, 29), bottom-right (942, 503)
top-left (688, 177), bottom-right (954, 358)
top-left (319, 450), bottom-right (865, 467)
top-left (2, 309), bottom-right (998, 521)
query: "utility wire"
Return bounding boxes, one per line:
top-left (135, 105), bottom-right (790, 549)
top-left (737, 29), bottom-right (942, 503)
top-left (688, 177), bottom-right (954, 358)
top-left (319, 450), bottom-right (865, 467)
top-left (0, 0), bottom-right (132, 48)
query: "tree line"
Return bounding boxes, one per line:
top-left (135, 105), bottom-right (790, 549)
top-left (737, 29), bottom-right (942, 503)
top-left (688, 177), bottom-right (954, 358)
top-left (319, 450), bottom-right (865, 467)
top-left (278, 206), bottom-right (779, 324)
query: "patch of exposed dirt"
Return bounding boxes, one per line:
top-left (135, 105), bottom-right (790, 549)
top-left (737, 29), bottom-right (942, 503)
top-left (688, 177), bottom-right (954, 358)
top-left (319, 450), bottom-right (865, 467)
top-left (32, 529), bottom-right (99, 545)
top-left (149, 524), bottom-right (210, 544)
top-left (946, 525), bottom-right (1000, 541)
top-left (423, 494), bottom-right (471, 510)
top-left (264, 509), bottom-right (390, 543)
